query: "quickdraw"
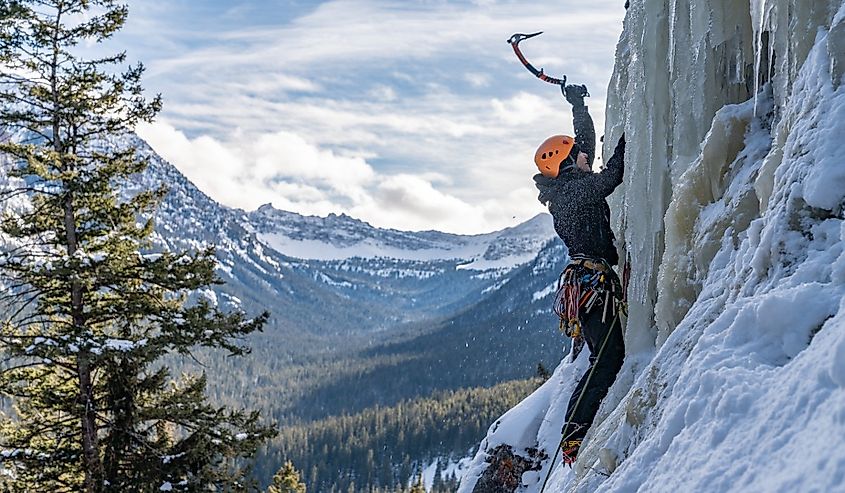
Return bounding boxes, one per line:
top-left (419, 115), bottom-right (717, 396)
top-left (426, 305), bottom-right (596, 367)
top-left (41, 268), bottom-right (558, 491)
top-left (507, 32), bottom-right (567, 86)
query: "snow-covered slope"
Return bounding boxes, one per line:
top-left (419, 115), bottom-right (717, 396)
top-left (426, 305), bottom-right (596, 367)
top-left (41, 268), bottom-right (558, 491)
top-left (463, 1), bottom-right (845, 491)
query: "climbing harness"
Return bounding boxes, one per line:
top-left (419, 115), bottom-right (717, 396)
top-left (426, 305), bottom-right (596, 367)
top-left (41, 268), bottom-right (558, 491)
top-left (507, 32), bottom-right (567, 86)
top-left (553, 255), bottom-right (625, 361)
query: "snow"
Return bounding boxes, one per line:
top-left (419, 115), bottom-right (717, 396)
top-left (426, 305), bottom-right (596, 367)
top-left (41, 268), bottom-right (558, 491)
top-left (102, 338), bottom-right (147, 352)
top-left (456, 254), bottom-right (539, 271)
top-left (458, 353), bottom-right (589, 492)
top-left (532, 281), bottom-right (558, 302)
top-left (420, 455), bottom-right (474, 492)
top-left (161, 452), bottom-right (185, 464)
top-left (462, 1), bottom-right (845, 492)
top-left (198, 288), bottom-right (218, 305)
top-left (24, 336), bottom-right (58, 354)
top-left (331, 259), bottom-right (444, 280)
top-left (316, 271), bottom-right (354, 288)
top-left (255, 212), bottom-right (555, 271)
top-left (442, 456), bottom-right (474, 481)
top-left (159, 482), bottom-right (172, 491)
top-left (261, 232), bottom-right (484, 263)
top-left (422, 460), bottom-right (438, 491)
top-left (215, 261), bottom-right (233, 277)
top-left (252, 241), bottom-right (280, 270)
top-left (220, 292), bottom-right (242, 307)
top-left (482, 277), bottom-right (510, 295)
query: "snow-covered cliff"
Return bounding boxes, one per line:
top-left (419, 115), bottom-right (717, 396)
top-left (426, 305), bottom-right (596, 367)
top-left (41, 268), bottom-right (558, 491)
top-left (462, 1), bottom-right (845, 491)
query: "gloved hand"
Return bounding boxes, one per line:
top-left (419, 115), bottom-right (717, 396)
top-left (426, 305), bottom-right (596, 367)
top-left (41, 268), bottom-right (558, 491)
top-left (615, 133), bottom-right (625, 157)
top-left (563, 84), bottom-right (590, 107)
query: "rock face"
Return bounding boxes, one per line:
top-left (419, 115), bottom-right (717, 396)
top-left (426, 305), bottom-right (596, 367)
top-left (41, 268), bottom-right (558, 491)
top-left (471, 445), bottom-right (547, 493)
top-left (462, 1), bottom-right (845, 492)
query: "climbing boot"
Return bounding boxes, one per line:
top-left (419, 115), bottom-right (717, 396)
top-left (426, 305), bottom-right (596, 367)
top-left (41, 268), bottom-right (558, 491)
top-left (561, 438), bottom-right (582, 466)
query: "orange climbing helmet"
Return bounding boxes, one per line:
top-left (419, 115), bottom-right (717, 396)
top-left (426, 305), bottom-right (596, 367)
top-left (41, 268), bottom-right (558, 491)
top-left (534, 135), bottom-right (575, 178)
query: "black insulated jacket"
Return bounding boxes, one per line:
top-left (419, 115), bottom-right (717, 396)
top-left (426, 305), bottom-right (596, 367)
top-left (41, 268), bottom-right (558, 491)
top-left (533, 107), bottom-right (625, 266)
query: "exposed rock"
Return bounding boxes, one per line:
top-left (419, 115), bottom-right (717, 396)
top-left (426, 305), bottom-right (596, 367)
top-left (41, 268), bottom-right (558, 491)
top-left (471, 445), bottom-right (547, 493)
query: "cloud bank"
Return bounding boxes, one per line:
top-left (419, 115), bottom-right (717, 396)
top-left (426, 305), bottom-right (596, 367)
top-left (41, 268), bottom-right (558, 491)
top-left (121, 0), bottom-right (625, 233)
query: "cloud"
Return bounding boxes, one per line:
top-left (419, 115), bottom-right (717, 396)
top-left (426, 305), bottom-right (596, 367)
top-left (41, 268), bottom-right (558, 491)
top-left (368, 84), bottom-right (398, 102)
top-left (376, 175), bottom-right (473, 219)
top-left (121, 0), bottom-right (625, 234)
top-left (136, 121), bottom-right (513, 233)
top-left (223, 74), bottom-right (321, 95)
top-left (134, 122), bottom-right (250, 207)
top-left (491, 92), bottom-right (558, 125)
top-left (139, 1), bottom-right (622, 76)
top-left (252, 132), bottom-right (375, 185)
top-left (465, 72), bottom-right (492, 88)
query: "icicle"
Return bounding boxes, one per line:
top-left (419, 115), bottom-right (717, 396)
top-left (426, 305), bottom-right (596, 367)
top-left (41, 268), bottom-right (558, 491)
top-left (753, 0), bottom-right (770, 116)
top-left (668, 0), bottom-right (678, 76)
top-left (731, 29), bottom-right (741, 83)
top-left (768, 15), bottom-right (776, 96)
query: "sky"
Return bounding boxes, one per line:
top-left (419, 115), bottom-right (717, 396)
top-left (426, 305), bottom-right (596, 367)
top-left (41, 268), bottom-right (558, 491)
top-left (110, 0), bottom-right (626, 234)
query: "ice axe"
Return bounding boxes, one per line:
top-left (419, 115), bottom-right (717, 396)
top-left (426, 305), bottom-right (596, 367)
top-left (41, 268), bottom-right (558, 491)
top-left (507, 31), bottom-right (567, 86)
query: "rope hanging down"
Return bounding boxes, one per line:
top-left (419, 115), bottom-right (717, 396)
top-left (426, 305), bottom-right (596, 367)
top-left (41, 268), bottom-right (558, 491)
top-left (507, 32), bottom-right (567, 86)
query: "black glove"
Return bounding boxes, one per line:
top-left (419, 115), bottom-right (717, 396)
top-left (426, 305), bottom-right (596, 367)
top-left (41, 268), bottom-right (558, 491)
top-left (615, 133), bottom-right (625, 156)
top-left (563, 84), bottom-right (590, 107)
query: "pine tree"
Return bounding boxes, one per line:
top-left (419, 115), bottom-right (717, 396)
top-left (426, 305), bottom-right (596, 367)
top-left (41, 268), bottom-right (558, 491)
top-left (536, 362), bottom-right (551, 381)
top-left (0, 1), bottom-right (275, 491)
top-left (430, 460), bottom-right (443, 492)
top-left (267, 461), bottom-right (307, 493)
top-left (409, 472), bottom-right (425, 493)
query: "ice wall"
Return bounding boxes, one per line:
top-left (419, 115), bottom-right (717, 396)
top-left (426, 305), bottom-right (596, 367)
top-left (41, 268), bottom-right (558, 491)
top-left (462, 1), bottom-right (845, 492)
top-left (606, 0), bottom-right (842, 349)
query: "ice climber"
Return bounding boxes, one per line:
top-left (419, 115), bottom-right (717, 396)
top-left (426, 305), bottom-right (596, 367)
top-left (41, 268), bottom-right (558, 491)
top-left (533, 84), bottom-right (627, 466)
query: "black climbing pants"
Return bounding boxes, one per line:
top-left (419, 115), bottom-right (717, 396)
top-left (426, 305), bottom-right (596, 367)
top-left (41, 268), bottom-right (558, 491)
top-left (564, 299), bottom-right (625, 441)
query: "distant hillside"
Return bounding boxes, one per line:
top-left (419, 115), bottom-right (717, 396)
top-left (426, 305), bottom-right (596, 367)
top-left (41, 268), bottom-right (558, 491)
top-left (258, 378), bottom-right (543, 493)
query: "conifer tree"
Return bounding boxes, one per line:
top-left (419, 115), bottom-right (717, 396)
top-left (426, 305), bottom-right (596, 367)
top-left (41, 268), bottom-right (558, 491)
top-left (536, 362), bottom-right (551, 382)
top-left (430, 461), bottom-right (443, 492)
top-left (0, 1), bottom-right (275, 491)
top-left (267, 461), bottom-right (307, 493)
top-left (409, 472), bottom-right (425, 493)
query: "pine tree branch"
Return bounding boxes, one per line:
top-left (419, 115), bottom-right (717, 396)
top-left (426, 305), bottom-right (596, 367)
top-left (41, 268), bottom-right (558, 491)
top-left (0, 91), bottom-right (54, 112)
top-left (0, 186), bottom-right (62, 200)
top-left (0, 71), bottom-right (51, 86)
top-left (1, 293), bottom-right (45, 325)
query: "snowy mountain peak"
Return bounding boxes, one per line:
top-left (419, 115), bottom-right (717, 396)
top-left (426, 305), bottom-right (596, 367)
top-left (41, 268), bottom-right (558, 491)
top-left (248, 203), bottom-right (556, 268)
top-left (123, 137), bottom-right (557, 272)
